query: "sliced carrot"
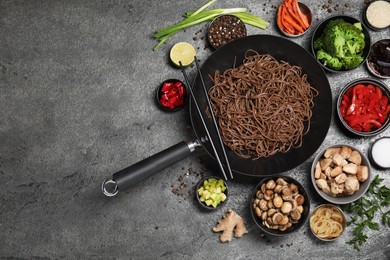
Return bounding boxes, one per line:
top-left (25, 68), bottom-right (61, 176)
top-left (292, 0), bottom-right (309, 29)
top-left (282, 4), bottom-right (304, 34)
top-left (280, 6), bottom-right (295, 34)
top-left (284, 0), bottom-right (307, 29)
top-left (277, 5), bottom-right (285, 31)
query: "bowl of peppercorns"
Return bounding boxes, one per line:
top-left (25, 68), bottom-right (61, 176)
top-left (207, 15), bottom-right (247, 49)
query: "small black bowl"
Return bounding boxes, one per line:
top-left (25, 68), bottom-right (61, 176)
top-left (363, 0), bottom-right (390, 31)
top-left (336, 78), bottom-right (390, 137)
top-left (250, 176), bottom-right (310, 236)
top-left (366, 39), bottom-right (390, 79)
top-left (276, 2), bottom-right (313, 38)
top-left (195, 176), bottom-right (229, 210)
top-left (155, 79), bottom-right (187, 112)
top-left (311, 15), bottom-right (371, 73)
top-left (207, 15), bottom-right (247, 49)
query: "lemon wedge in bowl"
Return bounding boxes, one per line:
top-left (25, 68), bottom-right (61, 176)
top-left (170, 42), bottom-right (196, 67)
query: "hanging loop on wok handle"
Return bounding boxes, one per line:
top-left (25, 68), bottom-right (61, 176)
top-left (101, 140), bottom-right (200, 197)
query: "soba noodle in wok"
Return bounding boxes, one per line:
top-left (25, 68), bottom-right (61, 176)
top-left (207, 50), bottom-right (318, 159)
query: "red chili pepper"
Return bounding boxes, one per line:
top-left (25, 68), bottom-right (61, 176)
top-left (159, 80), bottom-right (186, 109)
top-left (161, 82), bottom-right (174, 93)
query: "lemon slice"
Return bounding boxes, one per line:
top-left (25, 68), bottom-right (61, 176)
top-left (170, 42), bottom-right (196, 67)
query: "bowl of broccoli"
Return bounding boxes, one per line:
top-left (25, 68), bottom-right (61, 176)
top-left (311, 15), bottom-right (371, 72)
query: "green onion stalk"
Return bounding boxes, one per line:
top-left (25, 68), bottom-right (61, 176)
top-left (153, 0), bottom-right (269, 51)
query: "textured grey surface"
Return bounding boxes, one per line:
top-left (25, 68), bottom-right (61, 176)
top-left (0, 0), bottom-right (389, 259)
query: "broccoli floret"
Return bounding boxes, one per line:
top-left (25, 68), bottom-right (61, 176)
top-left (323, 30), bottom-right (346, 58)
top-left (316, 50), bottom-right (343, 70)
top-left (314, 36), bottom-right (324, 50)
top-left (353, 22), bottom-right (362, 31)
top-left (314, 19), bottom-right (365, 70)
top-left (343, 55), bottom-right (364, 70)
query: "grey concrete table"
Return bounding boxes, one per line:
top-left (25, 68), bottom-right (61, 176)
top-left (1, 0), bottom-right (389, 259)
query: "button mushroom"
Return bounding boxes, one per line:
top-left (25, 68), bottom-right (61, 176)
top-left (273, 196), bottom-right (283, 208)
top-left (266, 179), bottom-right (276, 190)
top-left (281, 202), bottom-right (292, 214)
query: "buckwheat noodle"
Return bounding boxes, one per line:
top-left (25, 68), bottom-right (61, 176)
top-left (207, 50), bottom-right (318, 159)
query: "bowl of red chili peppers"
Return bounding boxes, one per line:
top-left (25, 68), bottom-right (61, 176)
top-left (156, 79), bottom-right (187, 112)
top-left (337, 78), bottom-right (390, 136)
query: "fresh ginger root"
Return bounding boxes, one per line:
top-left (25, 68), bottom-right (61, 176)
top-left (212, 209), bottom-right (248, 242)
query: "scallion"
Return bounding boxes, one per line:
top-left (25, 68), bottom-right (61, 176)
top-left (153, 0), bottom-right (269, 51)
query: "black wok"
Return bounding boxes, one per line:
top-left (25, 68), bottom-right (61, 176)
top-left (101, 35), bottom-right (332, 197)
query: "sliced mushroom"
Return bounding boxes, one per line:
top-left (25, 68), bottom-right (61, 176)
top-left (272, 212), bottom-right (284, 224)
top-left (267, 200), bottom-right (275, 209)
top-left (279, 215), bottom-right (289, 225)
top-left (261, 184), bottom-right (266, 194)
top-left (278, 225), bottom-right (289, 231)
top-left (290, 209), bottom-right (301, 220)
top-left (255, 207), bottom-right (262, 217)
top-left (296, 205), bottom-right (304, 214)
top-left (261, 211), bottom-right (268, 221)
top-left (267, 208), bottom-right (277, 217)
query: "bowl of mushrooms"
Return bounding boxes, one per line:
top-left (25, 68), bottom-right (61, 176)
top-left (250, 176), bottom-right (310, 236)
top-left (311, 144), bottom-right (371, 204)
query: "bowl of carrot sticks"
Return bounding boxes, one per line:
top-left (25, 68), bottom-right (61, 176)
top-left (277, 0), bottom-right (312, 37)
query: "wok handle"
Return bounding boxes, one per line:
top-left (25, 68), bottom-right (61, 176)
top-left (102, 141), bottom-right (199, 196)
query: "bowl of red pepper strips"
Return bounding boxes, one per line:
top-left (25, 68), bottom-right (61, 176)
top-left (337, 78), bottom-right (390, 136)
top-left (156, 79), bottom-right (187, 112)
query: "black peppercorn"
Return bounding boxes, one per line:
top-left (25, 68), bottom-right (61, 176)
top-left (207, 15), bottom-right (247, 49)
